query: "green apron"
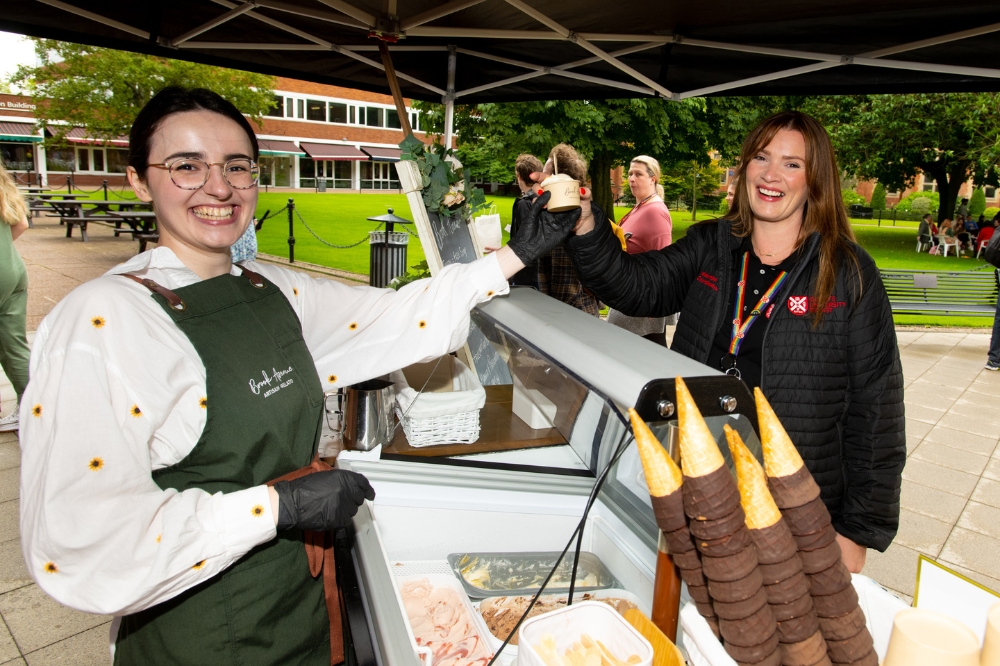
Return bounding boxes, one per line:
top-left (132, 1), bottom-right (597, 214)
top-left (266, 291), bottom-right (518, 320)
top-left (113, 268), bottom-right (331, 666)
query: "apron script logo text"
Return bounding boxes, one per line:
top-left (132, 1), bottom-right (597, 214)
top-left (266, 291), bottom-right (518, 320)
top-left (249, 366), bottom-right (295, 398)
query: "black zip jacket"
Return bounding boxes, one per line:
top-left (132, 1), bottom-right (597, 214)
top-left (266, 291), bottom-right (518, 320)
top-left (566, 209), bottom-right (905, 552)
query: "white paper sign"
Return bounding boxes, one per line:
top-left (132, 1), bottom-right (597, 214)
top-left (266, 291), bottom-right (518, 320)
top-left (915, 555), bottom-right (1000, 642)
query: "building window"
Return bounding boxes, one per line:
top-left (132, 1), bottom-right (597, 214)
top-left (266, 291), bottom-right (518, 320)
top-left (46, 148), bottom-right (75, 172)
top-left (332, 161), bottom-right (351, 188)
top-left (922, 179), bottom-right (937, 192)
top-left (986, 186), bottom-right (997, 199)
top-left (93, 149), bottom-right (104, 172)
top-left (350, 106), bottom-right (356, 124)
top-left (386, 109), bottom-right (401, 130)
top-left (285, 97), bottom-right (294, 118)
top-left (365, 107), bottom-right (383, 128)
top-left (329, 103), bottom-right (347, 124)
top-left (268, 95), bottom-right (283, 118)
top-left (0, 143), bottom-right (34, 171)
top-left (299, 156), bottom-right (315, 187)
top-left (306, 99), bottom-right (326, 122)
top-left (107, 149), bottom-right (128, 173)
top-left (259, 156), bottom-right (291, 187)
top-left (361, 161), bottom-right (399, 190)
top-left (77, 148), bottom-right (90, 171)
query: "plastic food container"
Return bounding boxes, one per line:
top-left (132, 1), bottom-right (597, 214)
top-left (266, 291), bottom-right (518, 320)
top-left (396, 573), bottom-right (496, 666)
top-left (448, 551), bottom-right (620, 598)
top-left (518, 601), bottom-right (653, 666)
top-left (477, 588), bottom-right (645, 655)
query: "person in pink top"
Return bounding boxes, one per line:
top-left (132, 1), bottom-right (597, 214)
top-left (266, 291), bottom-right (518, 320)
top-left (607, 155), bottom-right (677, 345)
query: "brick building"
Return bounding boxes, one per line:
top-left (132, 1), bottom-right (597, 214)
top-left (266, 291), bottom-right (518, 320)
top-left (0, 77), bottom-right (431, 192)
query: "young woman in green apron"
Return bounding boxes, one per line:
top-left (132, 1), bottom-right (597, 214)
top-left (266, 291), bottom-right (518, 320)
top-left (19, 87), bottom-right (577, 665)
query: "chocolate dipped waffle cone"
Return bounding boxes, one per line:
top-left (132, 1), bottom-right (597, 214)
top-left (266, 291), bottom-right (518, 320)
top-left (724, 631), bottom-right (779, 664)
top-left (770, 593), bottom-right (814, 623)
top-left (816, 606), bottom-right (866, 641)
top-left (799, 541), bottom-right (842, 575)
top-left (838, 648), bottom-right (877, 666)
top-left (663, 523), bottom-right (698, 554)
top-left (781, 497), bottom-right (831, 536)
top-left (698, 525), bottom-right (753, 557)
top-left (629, 408), bottom-right (687, 533)
top-left (677, 378), bottom-right (726, 478)
top-left (713, 587), bottom-right (768, 620)
top-left (690, 506), bottom-right (748, 540)
top-left (765, 571), bottom-right (810, 604)
top-left (702, 547), bottom-right (759, 582)
top-left (709, 568), bottom-right (765, 603)
top-left (688, 583), bottom-right (711, 604)
top-left (759, 555), bottom-right (804, 585)
top-left (743, 651), bottom-right (783, 666)
top-left (808, 563), bottom-right (853, 597)
top-left (811, 584), bottom-right (859, 619)
top-left (672, 547), bottom-right (704, 571)
top-left (779, 630), bottom-right (827, 666)
top-left (825, 626), bottom-right (873, 664)
top-left (719, 604), bottom-right (778, 646)
top-left (776, 610), bottom-right (820, 644)
top-left (678, 563), bottom-right (707, 588)
top-left (685, 464), bottom-right (742, 520)
top-left (755, 389), bottom-right (821, 509)
top-left (794, 524), bottom-right (838, 552)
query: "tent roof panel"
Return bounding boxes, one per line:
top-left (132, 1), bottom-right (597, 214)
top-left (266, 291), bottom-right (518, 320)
top-left (4, 1), bottom-right (1000, 102)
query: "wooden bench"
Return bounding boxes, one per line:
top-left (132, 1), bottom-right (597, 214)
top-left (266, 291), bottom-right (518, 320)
top-left (60, 216), bottom-right (92, 241)
top-left (880, 268), bottom-right (998, 316)
top-left (136, 233), bottom-right (159, 253)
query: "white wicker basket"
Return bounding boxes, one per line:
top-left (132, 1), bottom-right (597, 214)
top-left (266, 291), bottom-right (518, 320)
top-left (390, 356), bottom-right (486, 447)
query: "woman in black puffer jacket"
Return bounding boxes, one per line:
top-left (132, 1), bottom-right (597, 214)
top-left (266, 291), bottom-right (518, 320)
top-left (562, 112), bottom-right (904, 573)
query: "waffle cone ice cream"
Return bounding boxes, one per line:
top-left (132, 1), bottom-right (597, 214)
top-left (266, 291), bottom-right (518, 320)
top-left (756, 388), bottom-right (821, 509)
top-left (674, 380), bottom-right (776, 662)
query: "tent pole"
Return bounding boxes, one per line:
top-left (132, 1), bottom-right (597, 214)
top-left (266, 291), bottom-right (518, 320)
top-left (444, 46), bottom-right (457, 149)
top-left (377, 42), bottom-right (413, 138)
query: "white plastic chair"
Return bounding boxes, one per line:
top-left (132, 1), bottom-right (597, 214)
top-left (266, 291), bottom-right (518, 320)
top-left (916, 237), bottom-right (931, 252)
top-left (939, 237), bottom-right (959, 256)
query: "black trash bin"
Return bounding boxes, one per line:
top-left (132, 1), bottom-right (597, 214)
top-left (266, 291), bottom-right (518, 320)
top-left (367, 208), bottom-right (413, 288)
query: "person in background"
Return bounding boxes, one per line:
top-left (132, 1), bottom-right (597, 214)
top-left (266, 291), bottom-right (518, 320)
top-left (0, 162), bottom-right (30, 432)
top-left (535, 143), bottom-right (600, 316)
top-left (955, 215), bottom-right (973, 252)
top-left (560, 111), bottom-right (905, 573)
top-left (508, 154), bottom-right (544, 288)
top-left (987, 268), bottom-right (1000, 371)
top-left (957, 197), bottom-right (970, 219)
top-left (917, 213), bottom-right (933, 250)
top-left (607, 155), bottom-right (675, 345)
top-left (725, 181), bottom-right (736, 210)
top-left (939, 218), bottom-right (960, 254)
top-left (971, 215), bottom-right (983, 234)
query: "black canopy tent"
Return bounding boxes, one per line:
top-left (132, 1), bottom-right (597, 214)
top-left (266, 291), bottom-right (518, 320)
top-left (4, 0), bottom-right (1000, 145)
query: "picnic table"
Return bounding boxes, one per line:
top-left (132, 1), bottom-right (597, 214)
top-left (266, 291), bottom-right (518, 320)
top-left (107, 211), bottom-right (158, 251)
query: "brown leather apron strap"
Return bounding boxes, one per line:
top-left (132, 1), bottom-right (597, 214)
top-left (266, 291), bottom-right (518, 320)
top-left (121, 274), bottom-right (188, 311)
top-left (268, 457), bottom-right (345, 665)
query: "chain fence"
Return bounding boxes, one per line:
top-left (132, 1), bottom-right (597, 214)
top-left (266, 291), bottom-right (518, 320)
top-left (293, 208), bottom-right (382, 249)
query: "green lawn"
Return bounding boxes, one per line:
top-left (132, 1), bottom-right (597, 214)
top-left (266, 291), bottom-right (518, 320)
top-left (65, 189), bottom-right (995, 327)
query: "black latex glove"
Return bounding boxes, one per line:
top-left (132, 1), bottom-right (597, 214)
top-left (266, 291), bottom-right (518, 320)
top-left (506, 190), bottom-right (582, 266)
top-left (274, 469), bottom-right (376, 531)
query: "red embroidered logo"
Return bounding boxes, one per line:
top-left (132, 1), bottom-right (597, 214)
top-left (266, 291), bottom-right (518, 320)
top-left (765, 303), bottom-right (775, 319)
top-left (787, 296), bottom-right (809, 316)
top-left (787, 295), bottom-right (848, 316)
top-left (696, 272), bottom-right (718, 291)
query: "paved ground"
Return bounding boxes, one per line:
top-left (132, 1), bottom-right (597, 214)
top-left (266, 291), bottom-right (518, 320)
top-left (0, 214), bottom-right (996, 663)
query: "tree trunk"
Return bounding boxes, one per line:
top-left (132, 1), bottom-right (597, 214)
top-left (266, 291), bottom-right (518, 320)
top-left (932, 161), bottom-right (970, 223)
top-left (590, 150), bottom-right (616, 223)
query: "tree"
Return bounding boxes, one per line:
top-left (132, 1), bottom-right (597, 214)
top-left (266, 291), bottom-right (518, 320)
top-left (869, 183), bottom-right (887, 211)
top-left (969, 188), bottom-right (987, 217)
top-left (12, 39), bottom-right (276, 145)
top-left (661, 160), bottom-right (724, 206)
top-left (804, 94), bottom-right (1000, 223)
top-left (416, 97), bottom-right (737, 221)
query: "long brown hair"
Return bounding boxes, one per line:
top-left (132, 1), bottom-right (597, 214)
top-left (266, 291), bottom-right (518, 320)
top-left (728, 111), bottom-right (859, 324)
top-left (0, 161), bottom-right (28, 227)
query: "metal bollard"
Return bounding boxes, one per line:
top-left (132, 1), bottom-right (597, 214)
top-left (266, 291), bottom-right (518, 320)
top-left (103, 179), bottom-right (108, 200)
top-left (66, 176), bottom-right (72, 194)
top-left (287, 198), bottom-right (295, 264)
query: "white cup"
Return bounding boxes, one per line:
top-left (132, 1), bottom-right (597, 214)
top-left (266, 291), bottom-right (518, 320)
top-left (540, 173), bottom-right (581, 213)
top-left (883, 609), bottom-right (981, 666)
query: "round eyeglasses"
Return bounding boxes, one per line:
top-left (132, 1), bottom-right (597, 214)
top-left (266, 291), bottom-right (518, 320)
top-left (147, 158), bottom-right (259, 190)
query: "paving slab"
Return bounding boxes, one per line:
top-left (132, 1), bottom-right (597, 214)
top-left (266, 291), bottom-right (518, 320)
top-left (902, 457), bottom-right (980, 498)
top-left (899, 480), bottom-right (969, 525)
top-left (0, 585), bottom-right (106, 655)
top-left (23, 623), bottom-right (109, 666)
top-left (939, 526), bottom-right (1000, 581)
top-left (911, 441), bottom-right (990, 475)
top-left (893, 508), bottom-right (954, 557)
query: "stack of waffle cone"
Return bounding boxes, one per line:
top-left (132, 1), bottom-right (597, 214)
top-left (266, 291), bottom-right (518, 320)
top-left (676, 378), bottom-right (779, 665)
top-left (728, 425), bottom-right (831, 666)
top-left (756, 389), bottom-right (876, 666)
top-left (629, 408), bottom-right (718, 633)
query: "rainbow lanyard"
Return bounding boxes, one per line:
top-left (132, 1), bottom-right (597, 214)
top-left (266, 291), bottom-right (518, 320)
top-left (728, 251), bottom-right (789, 358)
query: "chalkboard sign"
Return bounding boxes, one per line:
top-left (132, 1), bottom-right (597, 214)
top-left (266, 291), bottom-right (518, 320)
top-left (427, 211), bottom-right (478, 267)
top-left (397, 159), bottom-right (512, 387)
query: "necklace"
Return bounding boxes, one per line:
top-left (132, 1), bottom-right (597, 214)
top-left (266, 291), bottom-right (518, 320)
top-left (751, 236), bottom-right (797, 259)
